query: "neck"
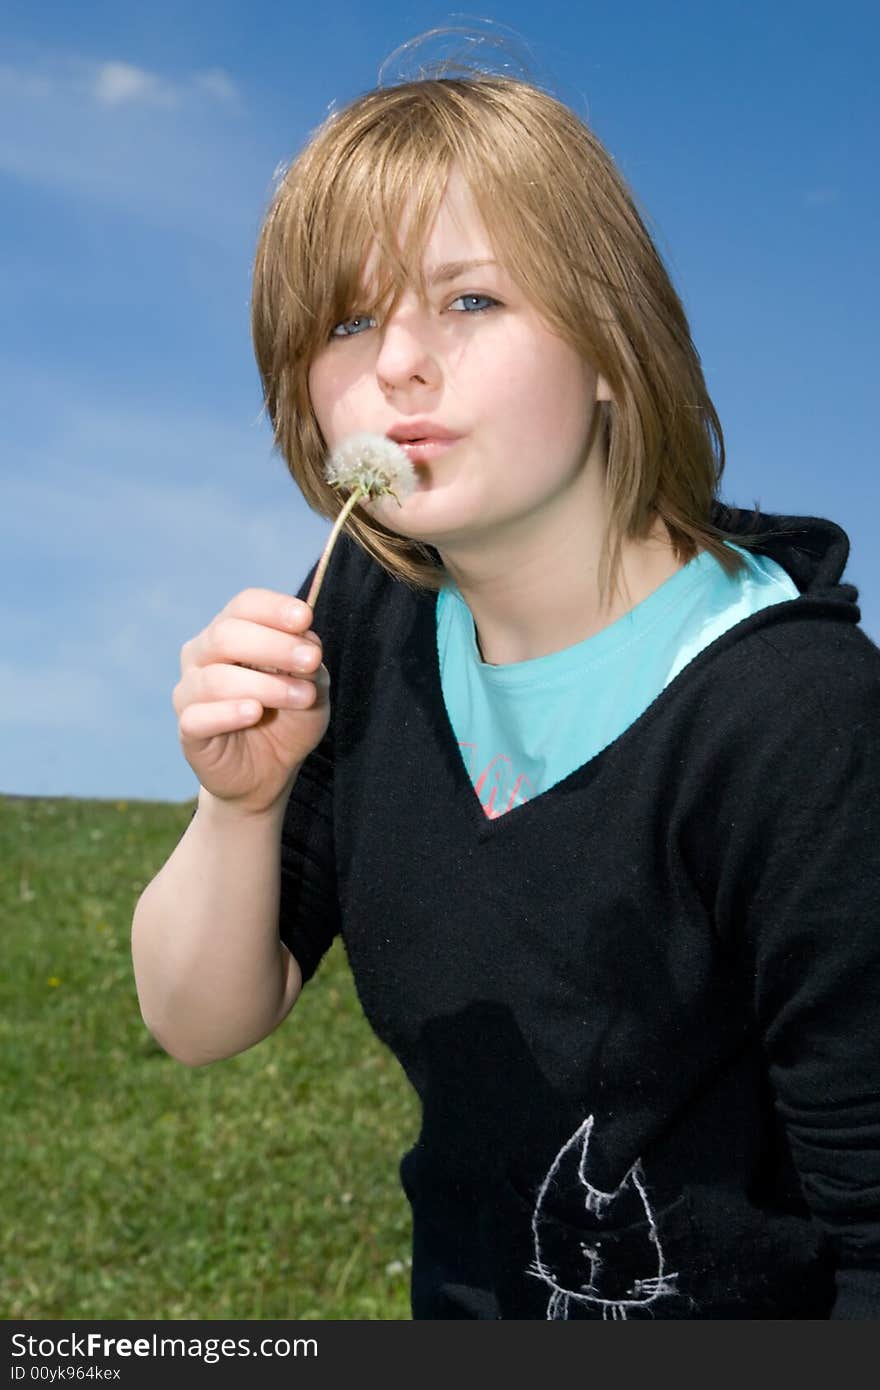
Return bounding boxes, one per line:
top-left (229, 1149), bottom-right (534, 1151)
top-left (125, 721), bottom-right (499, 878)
top-left (437, 476), bottom-right (686, 666)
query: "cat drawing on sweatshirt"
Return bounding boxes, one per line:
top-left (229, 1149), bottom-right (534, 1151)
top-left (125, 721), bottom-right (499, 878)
top-left (525, 1114), bottom-right (679, 1319)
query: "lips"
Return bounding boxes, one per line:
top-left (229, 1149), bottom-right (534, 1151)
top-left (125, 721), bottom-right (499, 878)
top-left (397, 438), bottom-right (460, 464)
top-left (386, 421), bottom-right (461, 444)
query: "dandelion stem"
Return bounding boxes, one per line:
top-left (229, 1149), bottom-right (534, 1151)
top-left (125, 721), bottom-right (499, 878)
top-left (306, 488), bottom-right (365, 609)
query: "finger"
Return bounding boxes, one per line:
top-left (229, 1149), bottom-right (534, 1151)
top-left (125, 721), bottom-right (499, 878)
top-left (218, 588), bottom-right (314, 635)
top-left (173, 657), bottom-right (323, 722)
top-left (198, 663), bottom-right (322, 709)
top-left (196, 617), bottom-right (322, 677)
top-left (187, 592), bottom-right (316, 670)
top-left (179, 699), bottom-right (265, 742)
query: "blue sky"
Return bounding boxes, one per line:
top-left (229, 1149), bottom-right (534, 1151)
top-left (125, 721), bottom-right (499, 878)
top-left (2, 1), bottom-right (877, 801)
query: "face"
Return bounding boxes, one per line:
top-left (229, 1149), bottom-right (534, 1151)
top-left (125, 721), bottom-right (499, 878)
top-left (307, 167), bottom-right (612, 559)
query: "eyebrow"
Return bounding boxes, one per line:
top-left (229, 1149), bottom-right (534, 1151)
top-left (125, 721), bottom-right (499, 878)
top-left (426, 259), bottom-right (499, 285)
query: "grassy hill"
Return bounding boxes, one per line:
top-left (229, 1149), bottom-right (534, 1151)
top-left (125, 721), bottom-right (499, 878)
top-left (0, 793), bottom-right (419, 1319)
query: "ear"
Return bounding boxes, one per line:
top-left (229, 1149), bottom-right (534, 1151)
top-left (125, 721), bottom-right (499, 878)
top-left (596, 373), bottom-right (614, 403)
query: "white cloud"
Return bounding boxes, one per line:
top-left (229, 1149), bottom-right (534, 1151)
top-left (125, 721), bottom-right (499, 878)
top-left (92, 61), bottom-right (180, 110)
top-left (193, 68), bottom-right (241, 105)
top-left (0, 54), bottom-right (241, 112)
top-left (0, 52), bottom-right (257, 244)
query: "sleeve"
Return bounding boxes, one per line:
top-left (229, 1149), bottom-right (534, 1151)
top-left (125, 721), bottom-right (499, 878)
top-left (721, 630), bottom-right (880, 1318)
top-left (276, 554), bottom-right (342, 985)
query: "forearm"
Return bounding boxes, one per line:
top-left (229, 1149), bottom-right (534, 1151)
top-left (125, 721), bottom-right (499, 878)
top-left (130, 783), bottom-right (299, 1066)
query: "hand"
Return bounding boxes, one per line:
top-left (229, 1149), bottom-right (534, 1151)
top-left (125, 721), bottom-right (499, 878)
top-left (172, 588), bottom-right (330, 818)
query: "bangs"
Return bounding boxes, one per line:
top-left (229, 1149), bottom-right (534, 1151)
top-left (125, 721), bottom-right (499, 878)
top-left (304, 124), bottom-right (458, 345)
top-left (268, 78), bottom-right (592, 370)
top-left (293, 85), bottom-right (608, 362)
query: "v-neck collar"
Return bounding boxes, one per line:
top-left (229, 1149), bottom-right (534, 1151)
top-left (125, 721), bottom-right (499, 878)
top-left (400, 587), bottom-right (632, 841)
top-left (398, 563), bottom-right (806, 842)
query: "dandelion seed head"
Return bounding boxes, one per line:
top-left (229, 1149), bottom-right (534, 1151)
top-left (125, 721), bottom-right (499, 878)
top-left (323, 432), bottom-right (417, 504)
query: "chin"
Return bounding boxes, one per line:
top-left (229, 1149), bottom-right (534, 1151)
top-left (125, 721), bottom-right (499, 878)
top-left (365, 490), bottom-right (482, 549)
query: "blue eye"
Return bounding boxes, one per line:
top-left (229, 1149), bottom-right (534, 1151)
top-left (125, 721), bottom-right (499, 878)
top-left (329, 294), bottom-right (498, 339)
top-left (330, 314), bottom-right (376, 339)
top-left (448, 294), bottom-right (498, 313)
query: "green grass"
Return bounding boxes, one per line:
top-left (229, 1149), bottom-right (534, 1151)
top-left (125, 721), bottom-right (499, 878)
top-left (0, 794), bottom-right (421, 1320)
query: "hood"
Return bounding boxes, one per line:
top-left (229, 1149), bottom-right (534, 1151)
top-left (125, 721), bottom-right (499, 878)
top-left (710, 500), bottom-right (860, 621)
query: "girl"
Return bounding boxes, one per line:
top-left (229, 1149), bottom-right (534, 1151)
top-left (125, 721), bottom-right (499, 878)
top-left (132, 64), bottom-right (880, 1319)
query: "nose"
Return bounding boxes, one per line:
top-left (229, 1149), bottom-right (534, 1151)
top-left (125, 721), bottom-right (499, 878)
top-left (374, 297), bottom-right (440, 395)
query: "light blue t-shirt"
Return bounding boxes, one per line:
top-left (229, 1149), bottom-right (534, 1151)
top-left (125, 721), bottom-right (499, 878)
top-left (436, 542), bottom-right (800, 819)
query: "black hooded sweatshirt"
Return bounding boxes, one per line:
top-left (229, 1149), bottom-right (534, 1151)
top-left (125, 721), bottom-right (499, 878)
top-left (275, 503), bottom-right (880, 1319)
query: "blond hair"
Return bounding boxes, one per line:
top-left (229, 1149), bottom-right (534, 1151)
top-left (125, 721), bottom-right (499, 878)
top-left (252, 73), bottom-right (761, 600)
